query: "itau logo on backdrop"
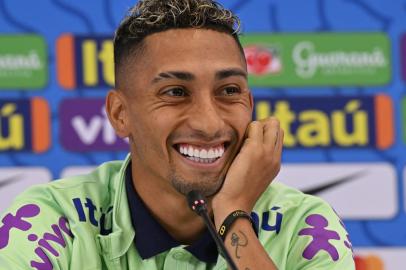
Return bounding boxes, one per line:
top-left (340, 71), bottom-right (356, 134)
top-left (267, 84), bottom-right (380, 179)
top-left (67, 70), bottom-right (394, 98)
top-left (254, 94), bottom-right (394, 149)
top-left (0, 98), bottom-right (51, 152)
top-left (56, 34), bottom-right (113, 89)
top-left (59, 98), bottom-right (128, 151)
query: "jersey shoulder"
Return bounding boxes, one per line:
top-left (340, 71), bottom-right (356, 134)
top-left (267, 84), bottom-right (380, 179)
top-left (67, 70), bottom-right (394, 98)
top-left (0, 160), bottom-right (123, 270)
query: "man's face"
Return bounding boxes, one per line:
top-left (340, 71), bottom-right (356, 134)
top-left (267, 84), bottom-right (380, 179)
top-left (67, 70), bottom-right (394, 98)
top-left (118, 29), bottom-right (252, 197)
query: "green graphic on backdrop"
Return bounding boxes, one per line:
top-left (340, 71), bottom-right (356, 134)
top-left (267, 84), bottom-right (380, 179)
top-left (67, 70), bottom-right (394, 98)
top-left (0, 35), bottom-right (48, 89)
top-left (240, 33), bottom-right (391, 87)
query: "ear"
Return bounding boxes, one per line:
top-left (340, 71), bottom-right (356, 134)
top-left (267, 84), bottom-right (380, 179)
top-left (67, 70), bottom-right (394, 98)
top-left (106, 89), bottom-right (130, 138)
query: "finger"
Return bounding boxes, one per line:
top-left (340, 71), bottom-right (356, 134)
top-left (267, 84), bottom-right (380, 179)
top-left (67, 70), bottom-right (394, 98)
top-left (246, 121), bottom-right (263, 142)
top-left (262, 117), bottom-right (280, 147)
top-left (274, 127), bottom-right (284, 158)
top-left (220, 122), bottom-right (262, 180)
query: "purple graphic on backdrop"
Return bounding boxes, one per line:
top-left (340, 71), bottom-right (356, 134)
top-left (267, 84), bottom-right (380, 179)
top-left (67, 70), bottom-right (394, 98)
top-left (298, 214), bottom-right (340, 261)
top-left (60, 99), bottom-right (129, 151)
top-left (402, 35), bottom-right (406, 82)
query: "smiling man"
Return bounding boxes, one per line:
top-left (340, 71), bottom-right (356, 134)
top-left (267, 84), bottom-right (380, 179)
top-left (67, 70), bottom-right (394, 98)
top-left (0, 1), bottom-right (355, 269)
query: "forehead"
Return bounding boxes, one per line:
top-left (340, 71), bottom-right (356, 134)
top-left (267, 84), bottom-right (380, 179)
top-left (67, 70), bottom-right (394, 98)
top-left (136, 28), bottom-right (246, 75)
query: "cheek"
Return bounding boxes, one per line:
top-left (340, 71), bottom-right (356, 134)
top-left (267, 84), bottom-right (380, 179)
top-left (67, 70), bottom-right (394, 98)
top-left (129, 112), bottom-right (178, 157)
top-left (237, 116), bottom-right (252, 139)
top-left (222, 106), bottom-right (252, 135)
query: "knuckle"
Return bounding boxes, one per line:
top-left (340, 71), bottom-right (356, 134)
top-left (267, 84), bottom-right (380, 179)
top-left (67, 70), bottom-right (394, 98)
top-left (262, 117), bottom-right (280, 131)
top-left (249, 121), bottom-right (262, 130)
top-left (250, 120), bottom-right (261, 126)
top-left (269, 117), bottom-right (280, 127)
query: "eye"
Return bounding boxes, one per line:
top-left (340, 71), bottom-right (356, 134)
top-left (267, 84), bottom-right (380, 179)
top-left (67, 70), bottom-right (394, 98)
top-left (164, 87), bottom-right (187, 97)
top-left (221, 86), bottom-right (241, 96)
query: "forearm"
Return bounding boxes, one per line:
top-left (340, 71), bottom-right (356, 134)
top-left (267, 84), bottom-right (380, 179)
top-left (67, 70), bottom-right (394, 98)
top-left (215, 214), bottom-right (278, 270)
top-left (210, 118), bottom-right (283, 269)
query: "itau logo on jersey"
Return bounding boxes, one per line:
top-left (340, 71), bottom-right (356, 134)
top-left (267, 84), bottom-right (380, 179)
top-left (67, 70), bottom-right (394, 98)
top-left (240, 33), bottom-right (390, 87)
top-left (254, 94), bottom-right (394, 149)
top-left (0, 98), bottom-right (51, 152)
top-left (56, 34), bottom-right (113, 89)
top-left (60, 98), bottom-right (128, 151)
top-left (0, 35), bottom-right (48, 89)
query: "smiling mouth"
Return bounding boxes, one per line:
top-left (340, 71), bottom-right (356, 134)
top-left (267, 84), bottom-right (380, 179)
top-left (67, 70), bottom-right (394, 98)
top-left (174, 143), bottom-right (228, 164)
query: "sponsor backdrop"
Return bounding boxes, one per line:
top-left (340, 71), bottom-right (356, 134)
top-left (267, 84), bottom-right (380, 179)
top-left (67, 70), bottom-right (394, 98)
top-left (0, 0), bottom-right (405, 268)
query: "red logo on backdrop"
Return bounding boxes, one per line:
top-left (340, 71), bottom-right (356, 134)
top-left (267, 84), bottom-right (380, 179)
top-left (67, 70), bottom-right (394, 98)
top-left (244, 46), bottom-right (282, 76)
top-left (354, 255), bottom-right (384, 270)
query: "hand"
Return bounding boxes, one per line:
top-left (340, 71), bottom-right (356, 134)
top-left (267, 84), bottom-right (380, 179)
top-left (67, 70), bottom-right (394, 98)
top-left (212, 117), bottom-right (284, 227)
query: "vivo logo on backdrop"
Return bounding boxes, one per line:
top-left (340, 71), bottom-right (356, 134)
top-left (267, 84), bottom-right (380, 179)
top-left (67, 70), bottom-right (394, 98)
top-left (59, 98), bottom-right (128, 151)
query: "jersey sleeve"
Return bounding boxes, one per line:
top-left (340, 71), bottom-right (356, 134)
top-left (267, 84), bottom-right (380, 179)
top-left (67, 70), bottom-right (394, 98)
top-left (0, 185), bottom-right (74, 270)
top-left (285, 196), bottom-right (355, 270)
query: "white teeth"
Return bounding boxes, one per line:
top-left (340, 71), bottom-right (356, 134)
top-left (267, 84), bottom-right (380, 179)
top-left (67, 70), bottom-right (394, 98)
top-left (200, 149), bottom-right (208, 159)
top-left (208, 149), bottom-right (214, 158)
top-left (178, 144), bottom-right (225, 160)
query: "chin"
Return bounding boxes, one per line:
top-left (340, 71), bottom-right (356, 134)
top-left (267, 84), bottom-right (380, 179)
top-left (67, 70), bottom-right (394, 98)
top-left (170, 173), bottom-right (224, 197)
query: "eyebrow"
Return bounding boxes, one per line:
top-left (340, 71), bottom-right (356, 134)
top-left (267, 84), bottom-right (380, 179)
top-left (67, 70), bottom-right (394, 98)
top-left (151, 68), bottom-right (247, 84)
top-left (152, 71), bottom-right (195, 84)
top-left (215, 68), bottom-right (247, 80)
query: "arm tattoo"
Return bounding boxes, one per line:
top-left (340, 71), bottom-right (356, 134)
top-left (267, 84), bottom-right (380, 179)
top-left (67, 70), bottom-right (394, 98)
top-left (230, 230), bottom-right (248, 259)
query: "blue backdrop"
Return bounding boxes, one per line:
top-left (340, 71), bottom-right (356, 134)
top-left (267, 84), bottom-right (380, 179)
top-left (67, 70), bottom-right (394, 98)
top-left (1, 0), bottom-right (406, 267)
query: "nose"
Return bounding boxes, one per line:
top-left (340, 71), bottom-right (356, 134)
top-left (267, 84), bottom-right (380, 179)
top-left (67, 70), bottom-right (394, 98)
top-left (186, 96), bottom-right (225, 138)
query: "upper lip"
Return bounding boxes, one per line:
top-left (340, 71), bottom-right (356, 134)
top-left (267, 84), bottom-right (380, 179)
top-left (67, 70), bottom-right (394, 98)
top-left (172, 140), bottom-right (230, 148)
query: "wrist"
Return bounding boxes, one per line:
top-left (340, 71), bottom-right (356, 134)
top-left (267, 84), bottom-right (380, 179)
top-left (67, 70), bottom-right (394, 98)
top-left (216, 210), bottom-right (259, 241)
top-left (212, 200), bottom-right (251, 230)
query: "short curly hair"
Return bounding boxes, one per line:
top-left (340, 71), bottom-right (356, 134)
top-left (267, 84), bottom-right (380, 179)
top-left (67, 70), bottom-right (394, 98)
top-left (114, 0), bottom-right (243, 85)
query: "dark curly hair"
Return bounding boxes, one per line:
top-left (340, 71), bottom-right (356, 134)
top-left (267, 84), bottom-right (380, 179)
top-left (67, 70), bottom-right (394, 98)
top-left (113, 0), bottom-right (243, 86)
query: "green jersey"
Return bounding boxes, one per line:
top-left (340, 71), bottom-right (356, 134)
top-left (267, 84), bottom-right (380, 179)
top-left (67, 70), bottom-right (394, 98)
top-left (0, 155), bottom-right (355, 269)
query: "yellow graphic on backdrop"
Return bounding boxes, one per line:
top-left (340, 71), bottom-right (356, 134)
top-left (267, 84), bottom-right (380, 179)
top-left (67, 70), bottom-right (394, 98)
top-left (256, 99), bottom-right (369, 148)
top-left (0, 103), bottom-right (24, 150)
